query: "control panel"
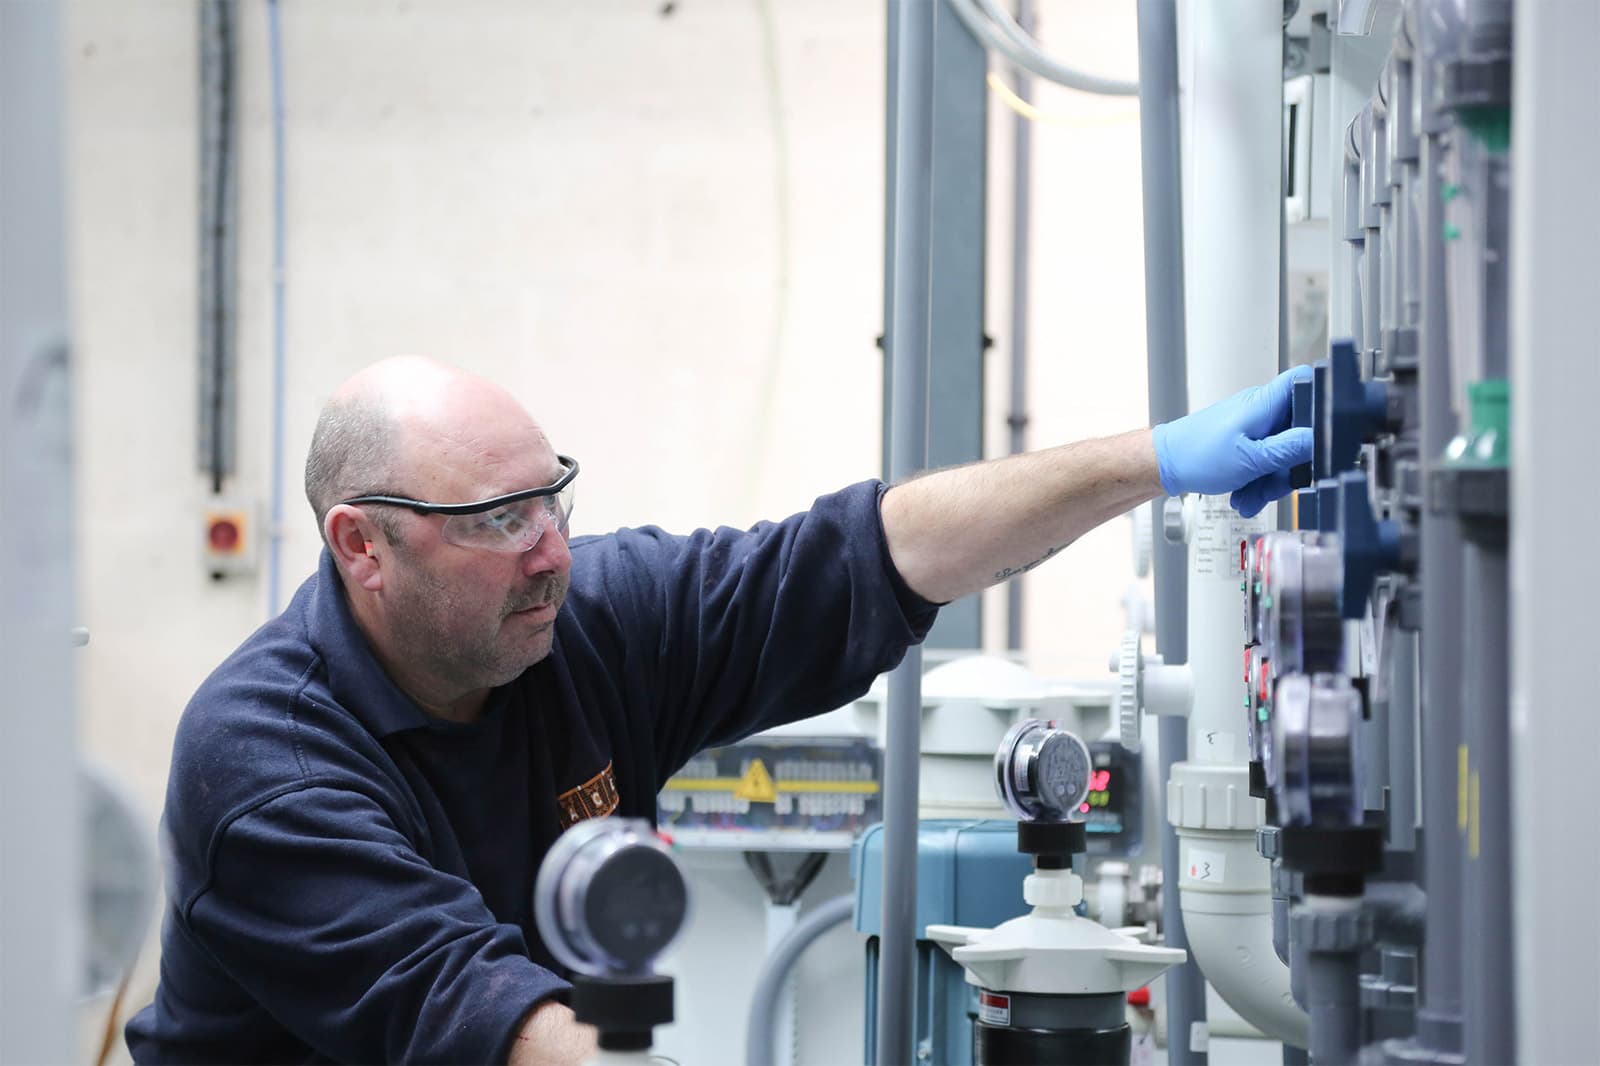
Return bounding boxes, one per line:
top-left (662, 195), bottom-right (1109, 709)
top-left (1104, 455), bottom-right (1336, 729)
top-left (657, 736), bottom-right (880, 851)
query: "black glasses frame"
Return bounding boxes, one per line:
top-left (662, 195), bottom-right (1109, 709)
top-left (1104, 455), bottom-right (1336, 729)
top-left (339, 455), bottom-right (579, 516)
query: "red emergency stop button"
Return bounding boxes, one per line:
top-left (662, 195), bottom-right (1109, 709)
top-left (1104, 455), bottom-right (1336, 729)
top-left (208, 517), bottom-right (241, 553)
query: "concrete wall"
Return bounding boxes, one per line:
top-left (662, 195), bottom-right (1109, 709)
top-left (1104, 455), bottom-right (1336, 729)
top-left (65, 1), bottom-right (1149, 1061)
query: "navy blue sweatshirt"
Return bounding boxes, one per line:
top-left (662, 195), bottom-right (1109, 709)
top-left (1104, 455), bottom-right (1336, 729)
top-left (125, 481), bottom-right (937, 1064)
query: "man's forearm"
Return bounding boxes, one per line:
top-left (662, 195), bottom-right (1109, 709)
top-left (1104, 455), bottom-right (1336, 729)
top-left (880, 428), bottom-right (1164, 605)
top-left (508, 1000), bottom-right (597, 1066)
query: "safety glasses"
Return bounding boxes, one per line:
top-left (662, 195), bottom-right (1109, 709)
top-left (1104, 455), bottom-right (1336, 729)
top-left (340, 455), bottom-right (578, 554)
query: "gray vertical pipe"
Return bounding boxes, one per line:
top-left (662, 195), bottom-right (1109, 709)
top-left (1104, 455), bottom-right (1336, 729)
top-left (1405, 38), bottom-right (1466, 1058)
top-left (1306, 943), bottom-right (1364, 1066)
top-left (875, 1), bottom-right (935, 1062)
top-left (1461, 141), bottom-right (1514, 1066)
top-left (0, 0), bottom-right (80, 1060)
top-left (1005, 0), bottom-right (1034, 652)
top-left (1134, 2), bottom-right (1206, 1062)
top-left (1461, 539), bottom-right (1511, 1064)
top-left (1389, 629), bottom-right (1419, 852)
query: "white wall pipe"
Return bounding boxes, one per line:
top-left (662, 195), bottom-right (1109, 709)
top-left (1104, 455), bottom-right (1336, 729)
top-left (1171, 0), bottom-right (1307, 1048)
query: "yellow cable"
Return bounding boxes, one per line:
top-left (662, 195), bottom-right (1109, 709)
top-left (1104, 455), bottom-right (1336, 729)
top-left (986, 71), bottom-right (1138, 128)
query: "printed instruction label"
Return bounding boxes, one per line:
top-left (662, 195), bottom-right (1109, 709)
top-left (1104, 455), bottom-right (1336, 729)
top-left (978, 990), bottom-right (1011, 1027)
top-left (1191, 496), bottom-right (1272, 580)
top-left (1186, 847), bottom-right (1227, 884)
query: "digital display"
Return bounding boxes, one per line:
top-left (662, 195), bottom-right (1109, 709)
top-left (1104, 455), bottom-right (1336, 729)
top-left (1083, 742), bottom-right (1142, 857)
top-left (1077, 769), bottom-right (1115, 813)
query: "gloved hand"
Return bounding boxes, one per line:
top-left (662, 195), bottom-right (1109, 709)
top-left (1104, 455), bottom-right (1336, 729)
top-left (1151, 364), bottom-right (1313, 518)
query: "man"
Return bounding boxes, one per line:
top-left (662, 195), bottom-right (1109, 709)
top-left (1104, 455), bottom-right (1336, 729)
top-left (127, 356), bottom-right (1310, 1064)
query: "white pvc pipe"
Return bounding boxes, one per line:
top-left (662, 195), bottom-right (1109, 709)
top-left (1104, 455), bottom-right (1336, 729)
top-left (1172, 0), bottom-right (1306, 1048)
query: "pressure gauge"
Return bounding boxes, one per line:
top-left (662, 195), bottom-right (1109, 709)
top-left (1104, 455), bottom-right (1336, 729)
top-left (1258, 531), bottom-right (1343, 673)
top-left (1246, 644), bottom-right (1273, 766)
top-left (1270, 673), bottom-right (1365, 828)
top-left (533, 818), bottom-right (689, 978)
top-left (995, 719), bottom-right (1094, 822)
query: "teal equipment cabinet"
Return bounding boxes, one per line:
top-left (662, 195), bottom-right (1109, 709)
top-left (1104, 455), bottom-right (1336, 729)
top-left (853, 820), bottom-right (1033, 1065)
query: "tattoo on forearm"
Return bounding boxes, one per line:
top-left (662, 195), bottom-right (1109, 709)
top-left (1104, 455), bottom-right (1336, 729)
top-left (993, 543), bottom-right (1066, 582)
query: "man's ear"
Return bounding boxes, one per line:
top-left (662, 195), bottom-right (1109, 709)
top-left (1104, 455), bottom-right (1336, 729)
top-left (325, 505), bottom-right (384, 591)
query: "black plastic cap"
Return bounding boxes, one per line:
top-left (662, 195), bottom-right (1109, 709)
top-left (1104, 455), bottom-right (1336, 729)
top-left (572, 974), bottom-right (674, 1042)
top-left (1279, 821), bottom-right (1385, 894)
top-left (1017, 819), bottom-right (1086, 866)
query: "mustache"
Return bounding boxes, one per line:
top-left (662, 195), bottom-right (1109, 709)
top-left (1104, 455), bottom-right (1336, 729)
top-left (505, 578), bottom-right (566, 614)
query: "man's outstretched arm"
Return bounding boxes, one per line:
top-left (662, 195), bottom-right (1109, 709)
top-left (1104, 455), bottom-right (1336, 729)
top-left (881, 365), bottom-right (1313, 605)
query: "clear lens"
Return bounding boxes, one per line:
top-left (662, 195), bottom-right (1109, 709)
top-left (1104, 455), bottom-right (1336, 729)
top-left (439, 482), bottom-right (576, 553)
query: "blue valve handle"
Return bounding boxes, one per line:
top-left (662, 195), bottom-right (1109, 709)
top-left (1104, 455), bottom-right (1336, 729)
top-left (1337, 471), bottom-right (1401, 619)
top-left (1312, 362), bottom-right (1331, 478)
top-left (1296, 487), bottom-right (1320, 531)
top-left (1290, 375), bottom-right (1315, 489)
top-left (1317, 479), bottom-right (1340, 535)
top-left (1326, 340), bottom-right (1390, 475)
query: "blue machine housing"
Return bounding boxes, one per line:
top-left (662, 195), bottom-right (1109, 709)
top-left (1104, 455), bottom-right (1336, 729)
top-left (852, 820), bottom-right (1034, 1065)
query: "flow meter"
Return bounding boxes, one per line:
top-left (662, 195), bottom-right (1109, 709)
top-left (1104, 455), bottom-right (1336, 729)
top-left (1270, 673), bottom-right (1365, 827)
top-left (995, 718), bottom-right (1093, 822)
top-left (1254, 531), bottom-right (1344, 675)
top-left (533, 818), bottom-right (687, 1061)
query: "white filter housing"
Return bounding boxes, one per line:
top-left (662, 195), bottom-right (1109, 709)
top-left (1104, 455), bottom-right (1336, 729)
top-left (928, 869), bottom-right (1186, 997)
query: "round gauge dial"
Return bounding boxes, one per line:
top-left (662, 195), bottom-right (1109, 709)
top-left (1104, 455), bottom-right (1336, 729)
top-left (994, 718), bottom-right (1092, 821)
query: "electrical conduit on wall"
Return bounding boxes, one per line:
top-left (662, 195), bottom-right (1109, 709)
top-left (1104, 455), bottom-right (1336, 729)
top-left (1169, 0), bottom-right (1307, 1047)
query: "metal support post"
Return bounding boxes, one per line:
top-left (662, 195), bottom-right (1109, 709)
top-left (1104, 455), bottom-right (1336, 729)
top-left (875, 0), bottom-right (935, 1061)
top-left (0, 1), bottom-right (81, 1061)
top-left (1004, 0), bottom-right (1033, 652)
top-left (1134, 1), bottom-right (1205, 1060)
top-left (883, 0), bottom-right (986, 651)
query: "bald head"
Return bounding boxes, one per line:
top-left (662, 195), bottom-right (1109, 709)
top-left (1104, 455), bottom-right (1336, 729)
top-left (304, 357), bottom-right (543, 543)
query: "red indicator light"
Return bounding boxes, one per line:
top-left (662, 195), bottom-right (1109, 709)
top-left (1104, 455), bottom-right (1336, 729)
top-left (208, 518), bottom-right (241, 553)
top-left (1079, 802), bottom-right (1090, 814)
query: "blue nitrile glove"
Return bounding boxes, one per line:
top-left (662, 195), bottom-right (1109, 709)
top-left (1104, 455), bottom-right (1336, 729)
top-left (1151, 365), bottom-right (1314, 518)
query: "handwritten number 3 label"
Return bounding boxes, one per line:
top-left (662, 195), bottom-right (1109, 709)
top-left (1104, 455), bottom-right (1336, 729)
top-left (1187, 847), bottom-right (1227, 883)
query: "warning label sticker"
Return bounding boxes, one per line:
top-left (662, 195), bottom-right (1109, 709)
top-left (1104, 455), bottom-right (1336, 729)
top-left (1191, 496), bottom-right (1272, 581)
top-left (733, 758), bottom-right (777, 803)
top-left (978, 990), bottom-right (1011, 1027)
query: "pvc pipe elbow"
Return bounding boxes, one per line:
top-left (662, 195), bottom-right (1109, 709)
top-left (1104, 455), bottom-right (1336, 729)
top-left (1176, 828), bottom-right (1309, 1047)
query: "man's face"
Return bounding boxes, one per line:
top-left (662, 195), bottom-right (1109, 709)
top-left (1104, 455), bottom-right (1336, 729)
top-left (375, 438), bottom-right (574, 697)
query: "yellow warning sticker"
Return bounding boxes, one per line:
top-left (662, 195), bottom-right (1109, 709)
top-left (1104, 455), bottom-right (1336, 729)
top-left (733, 758), bottom-right (778, 804)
